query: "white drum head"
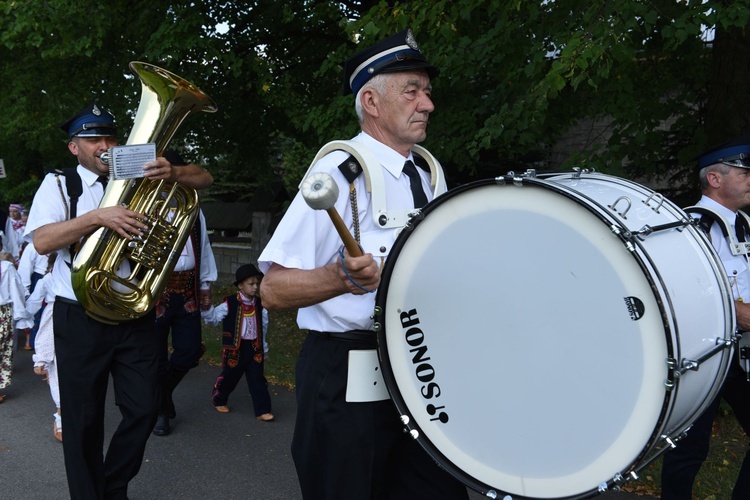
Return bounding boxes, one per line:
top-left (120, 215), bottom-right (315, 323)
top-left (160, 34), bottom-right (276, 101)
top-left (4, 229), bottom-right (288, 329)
top-left (376, 179), bottom-right (669, 498)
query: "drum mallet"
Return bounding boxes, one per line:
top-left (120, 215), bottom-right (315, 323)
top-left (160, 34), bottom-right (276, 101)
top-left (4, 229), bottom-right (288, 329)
top-left (300, 172), bottom-right (363, 257)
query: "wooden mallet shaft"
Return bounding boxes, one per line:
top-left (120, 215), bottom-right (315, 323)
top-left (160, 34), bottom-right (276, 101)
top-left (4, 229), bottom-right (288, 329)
top-left (300, 171), bottom-right (363, 257)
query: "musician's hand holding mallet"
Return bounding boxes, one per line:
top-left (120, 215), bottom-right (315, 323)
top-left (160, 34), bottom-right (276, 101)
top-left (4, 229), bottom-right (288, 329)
top-left (300, 172), bottom-right (380, 294)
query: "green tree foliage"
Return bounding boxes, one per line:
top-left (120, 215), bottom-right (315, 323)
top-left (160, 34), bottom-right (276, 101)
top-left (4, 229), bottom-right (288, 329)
top-left (1, 0), bottom-right (748, 208)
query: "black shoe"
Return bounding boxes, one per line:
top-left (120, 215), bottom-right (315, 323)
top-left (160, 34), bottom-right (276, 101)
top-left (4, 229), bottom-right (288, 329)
top-left (152, 415), bottom-right (170, 436)
top-left (165, 397), bottom-right (176, 419)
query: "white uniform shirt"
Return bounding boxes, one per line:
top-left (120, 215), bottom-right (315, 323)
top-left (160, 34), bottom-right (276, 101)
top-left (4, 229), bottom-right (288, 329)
top-left (24, 165), bottom-right (106, 302)
top-left (258, 132), bottom-right (443, 332)
top-left (696, 195), bottom-right (750, 302)
top-left (172, 210), bottom-right (218, 289)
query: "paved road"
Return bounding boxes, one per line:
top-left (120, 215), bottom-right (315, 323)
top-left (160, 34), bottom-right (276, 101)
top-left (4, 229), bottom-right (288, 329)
top-left (1, 348), bottom-right (656, 499)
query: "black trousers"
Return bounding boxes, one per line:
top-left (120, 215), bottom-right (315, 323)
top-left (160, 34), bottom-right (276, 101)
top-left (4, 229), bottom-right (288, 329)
top-left (155, 292), bottom-right (204, 374)
top-left (661, 356), bottom-right (750, 499)
top-left (291, 332), bottom-right (469, 500)
top-left (54, 299), bottom-right (159, 500)
top-left (212, 339), bottom-right (272, 416)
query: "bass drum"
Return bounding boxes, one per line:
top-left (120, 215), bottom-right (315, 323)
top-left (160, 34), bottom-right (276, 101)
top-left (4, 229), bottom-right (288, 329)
top-left (373, 171), bottom-right (734, 499)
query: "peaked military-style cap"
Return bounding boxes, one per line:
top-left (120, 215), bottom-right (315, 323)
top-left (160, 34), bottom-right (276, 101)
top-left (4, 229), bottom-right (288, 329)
top-left (698, 133), bottom-right (750, 169)
top-left (59, 103), bottom-right (117, 139)
top-left (342, 28), bottom-right (438, 96)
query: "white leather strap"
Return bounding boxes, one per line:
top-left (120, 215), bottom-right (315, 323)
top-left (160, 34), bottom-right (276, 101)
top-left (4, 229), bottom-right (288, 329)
top-left (299, 140), bottom-right (444, 229)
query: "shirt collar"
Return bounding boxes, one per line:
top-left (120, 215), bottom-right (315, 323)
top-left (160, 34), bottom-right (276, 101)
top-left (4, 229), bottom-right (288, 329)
top-left (77, 164), bottom-right (102, 187)
top-left (238, 292), bottom-right (256, 305)
top-left (699, 195), bottom-right (738, 220)
top-left (355, 132), bottom-right (414, 179)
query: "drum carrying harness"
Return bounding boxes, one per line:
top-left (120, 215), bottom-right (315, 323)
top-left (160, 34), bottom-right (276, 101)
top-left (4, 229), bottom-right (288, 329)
top-left (299, 141), bottom-right (447, 244)
top-left (685, 205), bottom-right (750, 256)
top-left (687, 204), bottom-right (750, 377)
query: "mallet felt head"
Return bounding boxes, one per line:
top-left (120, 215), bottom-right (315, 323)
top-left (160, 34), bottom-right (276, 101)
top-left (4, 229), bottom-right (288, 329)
top-left (300, 172), bottom-right (340, 210)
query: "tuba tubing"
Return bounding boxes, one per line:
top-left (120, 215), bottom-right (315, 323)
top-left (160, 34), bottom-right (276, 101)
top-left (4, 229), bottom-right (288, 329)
top-left (71, 62), bottom-right (217, 323)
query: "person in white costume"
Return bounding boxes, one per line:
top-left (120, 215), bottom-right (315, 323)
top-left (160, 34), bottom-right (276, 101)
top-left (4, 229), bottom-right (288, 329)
top-left (0, 248), bottom-right (33, 403)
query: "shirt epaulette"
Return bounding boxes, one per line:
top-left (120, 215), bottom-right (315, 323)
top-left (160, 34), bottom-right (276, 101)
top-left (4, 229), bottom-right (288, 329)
top-left (337, 155), bottom-right (362, 183)
top-left (337, 151), bottom-right (429, 181)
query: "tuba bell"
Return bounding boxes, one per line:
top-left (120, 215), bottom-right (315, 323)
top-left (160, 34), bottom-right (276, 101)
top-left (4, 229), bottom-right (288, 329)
top-left (70, 61), bottom-right (217, 323)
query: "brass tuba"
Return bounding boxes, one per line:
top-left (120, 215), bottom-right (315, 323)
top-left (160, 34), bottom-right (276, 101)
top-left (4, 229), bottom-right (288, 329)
top-left (71, 61), bottom-right (217, 323)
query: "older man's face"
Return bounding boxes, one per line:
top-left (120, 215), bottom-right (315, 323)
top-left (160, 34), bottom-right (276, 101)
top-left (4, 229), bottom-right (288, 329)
top-left (9, 209), bottom-right (20, 220)
top-left (372, 70), bottom-right (434, 152)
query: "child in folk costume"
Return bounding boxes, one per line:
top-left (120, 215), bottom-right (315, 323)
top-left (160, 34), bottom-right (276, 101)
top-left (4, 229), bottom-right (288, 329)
top-left (202, 264), bottom-right (273, 421)
top-left (27, 253), bottom-right (62, 440)
top-left (0, 250), bottom-right (33, 403)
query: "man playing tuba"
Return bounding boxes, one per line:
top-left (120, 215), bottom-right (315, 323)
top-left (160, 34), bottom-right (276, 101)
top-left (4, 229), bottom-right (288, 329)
top-left (24, 103), bottom-right (212, 499)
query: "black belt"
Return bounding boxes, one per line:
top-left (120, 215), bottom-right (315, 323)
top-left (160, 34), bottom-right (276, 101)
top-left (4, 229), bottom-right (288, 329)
top-left (309, 330), bottom-right (377, 346)
top-left (55, 296), bottom-right (82, 307)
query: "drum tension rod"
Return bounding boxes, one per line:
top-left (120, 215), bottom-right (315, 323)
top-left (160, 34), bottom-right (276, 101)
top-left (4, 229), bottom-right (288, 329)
top-left (631, 219), bottom-right (693, 238)
top-left (672, 337), bottom-right (734, 376)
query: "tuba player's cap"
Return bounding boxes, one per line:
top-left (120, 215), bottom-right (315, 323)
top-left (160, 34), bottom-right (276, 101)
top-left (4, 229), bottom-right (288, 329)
top-left (342, 28), bottom-right (438, 96)
top-left (698, 133), bottom-right (750, 169)
top-left (60, 103), bottom-right (117, 139)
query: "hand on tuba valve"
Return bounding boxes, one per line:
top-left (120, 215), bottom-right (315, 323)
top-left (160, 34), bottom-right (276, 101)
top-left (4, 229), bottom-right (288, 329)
top-left (70, 62), bottom-right (217, 324)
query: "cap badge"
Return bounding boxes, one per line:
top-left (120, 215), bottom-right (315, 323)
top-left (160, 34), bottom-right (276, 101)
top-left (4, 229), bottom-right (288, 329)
top-left (92, 104), bottom-right (101, 116)
top-left (405, 29), bottom-right (419, 51)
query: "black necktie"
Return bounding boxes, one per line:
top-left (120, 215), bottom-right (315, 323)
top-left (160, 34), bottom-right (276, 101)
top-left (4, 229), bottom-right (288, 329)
top-left (403, 160), bottom-right (428, 209)
top-left (97, 175), bottom-right (108, 192)
top-left (736, 214), bottom-right (747, 243)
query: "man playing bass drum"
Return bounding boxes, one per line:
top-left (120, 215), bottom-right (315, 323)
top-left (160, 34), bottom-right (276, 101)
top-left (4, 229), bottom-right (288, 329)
top-left (259, 29), bottom-right (468, 500)
top-left (661, 134), bottom-right (750, 499)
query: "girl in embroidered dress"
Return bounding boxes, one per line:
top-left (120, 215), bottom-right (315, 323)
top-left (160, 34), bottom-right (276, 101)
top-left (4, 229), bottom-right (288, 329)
top-left (202, 264), bottom-right (273, 421)
top-left (0, 248), bottom-right (33, 403)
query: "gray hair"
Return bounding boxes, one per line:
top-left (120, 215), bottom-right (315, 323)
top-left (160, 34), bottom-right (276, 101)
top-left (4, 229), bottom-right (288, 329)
top-left (354, 73), bottom-right (390, 123)
top-left (699, 163), bottom-right (732, 190)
